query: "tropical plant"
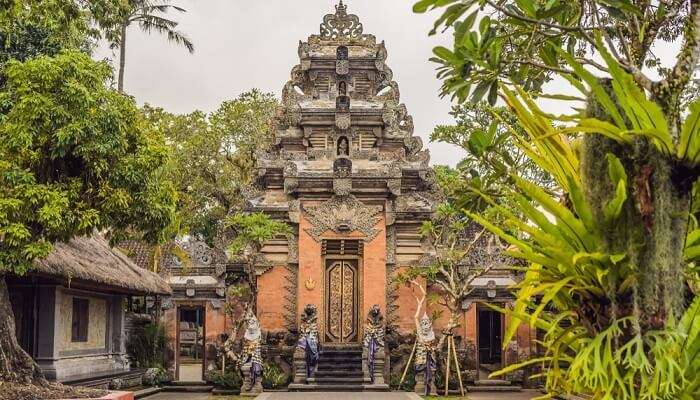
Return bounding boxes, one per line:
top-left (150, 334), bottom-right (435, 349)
top-left (112, 0), bottom-right (193, 92)
top-left (415, 0), bottom-right (700, 398)
top-left (262, 361), bottom-right (289, 390)
top-left (465, 47), bottom-right (699, 400)
top-left (126, 323), bottom-right (168, 369)
top-left (209, 369), bottom-right (243, 390)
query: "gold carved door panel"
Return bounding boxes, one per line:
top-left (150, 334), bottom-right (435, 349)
top-left (325, 260), bottom-right (358, 342)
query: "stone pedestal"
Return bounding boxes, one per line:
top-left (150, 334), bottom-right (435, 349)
top-left (414, 370), bottom-right (437, 396)
top-left (292, 346), bottom-right (307, 384)
top-left (240, 363), bottom-right (262, 396)
top-left (362, 345), bottom-right (390, 391)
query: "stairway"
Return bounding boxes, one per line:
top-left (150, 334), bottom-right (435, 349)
top-left (467, 378), bottom-right (522, 392)
top-left (289, 344), bottom-right (374, 391)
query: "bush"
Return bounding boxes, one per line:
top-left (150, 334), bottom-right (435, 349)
top-left (390, 371), bottom-right (415, 391)
top-left (142, 367), bottom-right (168, 387)
top-left (262, 362), bottom-right (288, 390)
top-left (209, 370), bottom-right (243, 390)
top-left (126, 322), bottom-right (167, 368)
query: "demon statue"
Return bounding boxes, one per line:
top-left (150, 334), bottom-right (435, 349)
top-left (293, 304), bottom-right (319, 383)
top-left (414, 312), bottom-right (438, 396)
top-left (240, 310), bottom-right (263, 396)
top-left (363, 304), bottom-right (387, 385)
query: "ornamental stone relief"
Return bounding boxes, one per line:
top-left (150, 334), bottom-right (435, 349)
top-left (302, 195), bottom-right (383, 242)
top-left (319, 1), bottom-right (363, 40)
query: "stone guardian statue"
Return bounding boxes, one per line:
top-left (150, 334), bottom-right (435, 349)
top-left (240, 310), bottom-right (263, 396)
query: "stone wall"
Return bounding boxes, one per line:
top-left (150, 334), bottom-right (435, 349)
top-left (58, 292), bottom-right (107, 352)
top-left (256, 265), bottom-right (291, 331)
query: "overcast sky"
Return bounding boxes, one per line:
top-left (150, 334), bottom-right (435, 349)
top-left (96, 0), bottom-right (465, 166)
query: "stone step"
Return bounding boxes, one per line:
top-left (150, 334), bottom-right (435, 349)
top-left (288, 383), bottom-right (365, 392)
top-left (475, 379), bottom-right (513, 386)
top-left (316, 363), bottom-right (363, 371)
top-left (133, 387), bottom-right (161, 399)
top-left (162, 384), bottom-right (213, 393)
top-left (307, 377), bottom-right (370, 384)
top-left (313, 370), bottom-right (364, 377)
top-left (466, 385), bottom-right (523, 392)
top-left (170, 381), bottom-right (208, 386)
top-left (320, 348), bottom-right (363, 354)
top-left (318, 358), bottom-right (363, 364)
top-left (63, 369), bottom-right (146, 389)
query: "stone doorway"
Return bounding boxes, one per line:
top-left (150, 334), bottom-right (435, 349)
top-left (477, 305), bottom-right (503, 379)
top-left (324, 259), bottom-right (359, 343)
top-left (177, 305), bottom-right (205, 382)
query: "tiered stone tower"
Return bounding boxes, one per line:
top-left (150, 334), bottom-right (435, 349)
top-left (248, 1), bottom-right (439, 390)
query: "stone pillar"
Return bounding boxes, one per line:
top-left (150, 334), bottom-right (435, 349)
top-left (292, 346), bottom-right (307, 384)
top-left (414, 369), bottom-right (437, 396)
top-left (240, 363), bottom-right (262, 396)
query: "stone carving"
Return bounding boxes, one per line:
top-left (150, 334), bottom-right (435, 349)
top-left (253, 253), bottom-right (273, 276)
top-left (386, 226), bottom-right (396, 265)
top-left (320, 1), bottom-right (363, 40)
top-left (283, 263), bottom-right (299, 331)
top-left (333, 178), bottom-right (352, 196)
top-left (241, 310), bottom-right (263, 396)
top-left (363, 305), bottom-right (387, 386)
top-left (333, 157), bottom-right (352, 178)
top-left (302, 195), bottom-right (383, 242)
top-left (337, 59), bottom-right (350, 76)
top-left (414, 313), bottom-right (438, 396)
top-left (287, 233), bottom-right (299, 264)
top-left (293, 304), bottom-right (320, 383)
top-left (335, 113), bottom-right (351, 130)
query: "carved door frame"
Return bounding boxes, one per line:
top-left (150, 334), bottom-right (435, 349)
top-left (323, 255), bottom-right (362, 344)
top-left (175, 303), bottom-right (207, 382)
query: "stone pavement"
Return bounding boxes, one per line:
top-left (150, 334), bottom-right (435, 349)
top-left (141, 390), bottom-right (542, 400)
top-left (256, 393), bottom-right (422, 400)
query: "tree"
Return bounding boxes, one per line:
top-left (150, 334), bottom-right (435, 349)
top-left (432, 102), bottom-right (554, 212)
top-left (112, 0), bottom-right (194, 92)
top-left (144, 89), bottom-right (278, 242)
top-left (416, 0), bottom-right (700, 398)
top-left (0, 50), bottom-right (177, 383)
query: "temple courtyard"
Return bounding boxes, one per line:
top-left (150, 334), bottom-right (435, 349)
top-left (141, 391), bottom-right (542, 400)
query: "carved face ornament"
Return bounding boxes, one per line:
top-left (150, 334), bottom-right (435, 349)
top-left (418, 313), bottom-right (435, 342)
top-left (244, 312), bottom-right (262, 341)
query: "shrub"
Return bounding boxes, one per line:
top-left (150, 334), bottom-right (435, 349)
top-left (126, 322), bottom-right (167, 369)
top-left (261, 362), bottom-right (288, 390)
top-left (209, 370), bottom-right (243, 390)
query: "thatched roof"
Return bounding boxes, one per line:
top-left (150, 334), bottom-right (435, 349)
top-left (32, 235), bottom-right (172, 295)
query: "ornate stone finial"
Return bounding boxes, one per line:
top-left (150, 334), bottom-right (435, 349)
top-left (321, 0), bottom-right (364, 39)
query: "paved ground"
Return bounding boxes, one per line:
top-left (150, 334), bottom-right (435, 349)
top-left (257, 393), bottom-right (422, 400)
top-left (142, 390), bottom-right (542, 400)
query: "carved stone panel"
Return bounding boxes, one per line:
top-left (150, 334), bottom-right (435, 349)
top-left (302, 195), bottom-right (383, 242)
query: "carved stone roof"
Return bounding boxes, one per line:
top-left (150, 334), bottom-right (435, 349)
top-left (251, 1), bottom-right (439, 213)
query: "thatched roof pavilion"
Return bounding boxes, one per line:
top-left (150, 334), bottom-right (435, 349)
top-left (31, 235), bottom-right (171, 295)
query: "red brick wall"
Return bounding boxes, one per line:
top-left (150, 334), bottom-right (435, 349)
top-left (256, 265), bottom-right (289, 331)
top-left (297, 200), bottom-right (386, 343)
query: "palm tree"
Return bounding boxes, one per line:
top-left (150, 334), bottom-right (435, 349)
top-left (115, 0), bottom-right (194, 92)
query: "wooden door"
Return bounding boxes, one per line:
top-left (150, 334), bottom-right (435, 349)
top-left (325, 260), bottom-right (358, 343)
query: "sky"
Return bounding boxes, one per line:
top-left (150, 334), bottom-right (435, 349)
top-left (95, 0), bottom-right (465, 166)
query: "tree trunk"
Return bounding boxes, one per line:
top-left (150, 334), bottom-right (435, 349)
top-left (581, 83), bottom-right (692, 332)
top-left (118, 23), bottom-right (127, 93)
top-left (0, 276), bottom-right (47, 384)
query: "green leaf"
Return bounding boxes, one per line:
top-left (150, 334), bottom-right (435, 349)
top-left (515, 0), bottom-right (538, 17)
top-left (413, 0), bottom-right (437, 13)
top-left (432, 46), bottom-right (456, 63)
top-left (678, 99), bottom-right (700, 165)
